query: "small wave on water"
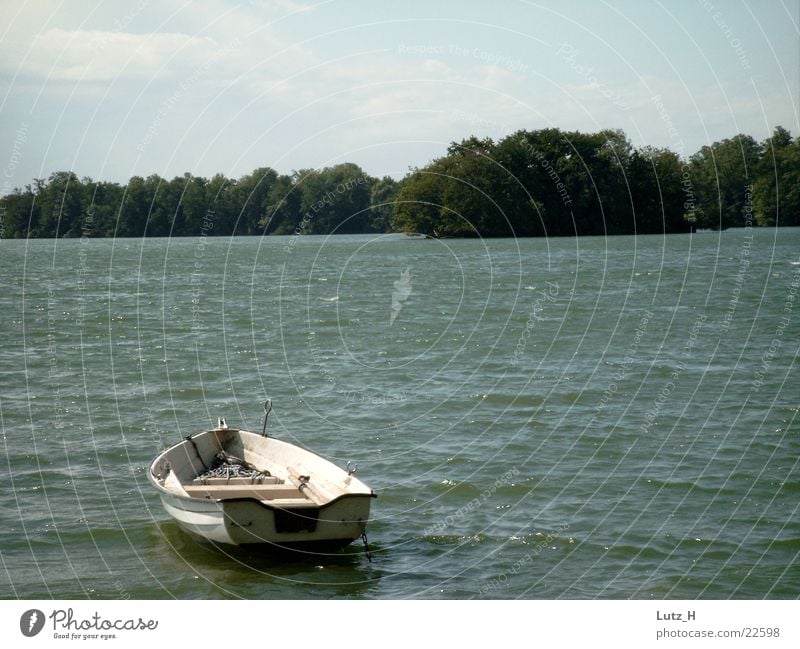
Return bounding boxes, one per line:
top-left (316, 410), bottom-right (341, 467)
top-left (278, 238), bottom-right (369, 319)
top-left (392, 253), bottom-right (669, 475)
top-left (477, 392), bottom-right (547, 408)
top-left (309, 317), bottom-right (352, 327)
top-left (419, 528), bottom-right (573, 547)
top-left (424, 534), bottom-right (488, 545)
top-left (638, 477), bottom-right (739, 496)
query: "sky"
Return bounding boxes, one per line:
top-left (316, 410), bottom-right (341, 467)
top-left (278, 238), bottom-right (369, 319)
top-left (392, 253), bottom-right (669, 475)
top-left (0, 0), bottom-right (798, 193)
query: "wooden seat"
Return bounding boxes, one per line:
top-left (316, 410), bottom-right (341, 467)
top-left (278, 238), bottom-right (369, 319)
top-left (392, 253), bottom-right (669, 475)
top-left (184, 484), bottom-right (307, 501)
top-left (191, 476), bottom-right (283, 486)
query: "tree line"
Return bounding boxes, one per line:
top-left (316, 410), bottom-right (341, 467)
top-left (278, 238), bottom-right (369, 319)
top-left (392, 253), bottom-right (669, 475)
top-left (0, 126), bottom-right (796, 239)
top-left (393, 125), bottom-right (798, 237)
top-left (0, 162), bottom-right (398, 238)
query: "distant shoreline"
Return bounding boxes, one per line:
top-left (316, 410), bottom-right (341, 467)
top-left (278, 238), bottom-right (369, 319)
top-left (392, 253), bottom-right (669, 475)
top-left (1, 126), bottom-right (796, 239)
top-left (8, 225), bottom-right (796, 244)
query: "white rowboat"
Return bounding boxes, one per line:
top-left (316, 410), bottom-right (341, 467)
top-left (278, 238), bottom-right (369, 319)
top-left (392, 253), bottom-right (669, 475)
top-left (148, 413), bottom-right (375, 550)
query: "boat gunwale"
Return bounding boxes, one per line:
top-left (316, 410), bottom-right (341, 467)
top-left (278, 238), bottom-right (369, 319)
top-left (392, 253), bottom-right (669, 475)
top-left (147, 427), bottom-right (376, 507)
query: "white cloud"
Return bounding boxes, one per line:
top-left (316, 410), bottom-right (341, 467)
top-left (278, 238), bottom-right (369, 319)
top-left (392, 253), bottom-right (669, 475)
top-left (3, 28), bottom-right (220, 81)
top-left (248, 0), bottom-right (313, 14)
top-left (420, 58), bottom-right (460, 81)
top-left (475, 64), bottom-right (520, 90)
top-left (0, 0), bottom-right (316, 86)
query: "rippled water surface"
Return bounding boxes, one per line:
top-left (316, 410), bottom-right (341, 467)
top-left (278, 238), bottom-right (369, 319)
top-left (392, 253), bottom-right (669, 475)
top-left (1, 230), bottom-right (798, 599)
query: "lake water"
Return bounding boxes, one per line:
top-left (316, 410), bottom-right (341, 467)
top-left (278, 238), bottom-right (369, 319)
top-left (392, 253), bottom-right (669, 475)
top-left (1, 229), bottom-right (798, 599)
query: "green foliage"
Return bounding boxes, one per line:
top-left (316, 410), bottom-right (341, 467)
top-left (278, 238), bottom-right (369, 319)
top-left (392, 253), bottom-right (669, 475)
top-left (294, 163), bottom-right (374, 234)
top-left (34, 171), bottom-right (83, 238)
top-left (395, 127), bottom-right (688, 237)
top-left (1, 185), bottom-right (40, 237)
top-left (1, 164), bottom-right (386, 238)
top-left (392, 160), bottom-right (450, 236)
top-left (753, 127), bottom-right (800, 227)
top-left (0, 126), bottom-right (796, 238)
top-left (234, 168), bottom-right (277, 235)
top-left (627, 147), bottom-right (687, 234)
top-left (687, 134), bottom-right (762, 229)
top-left (393, 126), bottom-right (794, 236)
top-left (369, 176), bottom-right (400, 232)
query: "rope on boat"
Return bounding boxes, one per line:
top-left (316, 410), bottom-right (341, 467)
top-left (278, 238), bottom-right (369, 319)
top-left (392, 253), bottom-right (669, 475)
top-left (193, 450), bottom-right (272, 484)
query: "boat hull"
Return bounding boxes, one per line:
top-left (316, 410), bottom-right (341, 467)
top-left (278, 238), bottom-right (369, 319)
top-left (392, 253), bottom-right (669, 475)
top-left (157, 491), bottom-right (371, 547)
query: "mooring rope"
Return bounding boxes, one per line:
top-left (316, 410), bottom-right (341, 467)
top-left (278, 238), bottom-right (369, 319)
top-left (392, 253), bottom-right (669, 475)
top-left (193, 451), bottom-right (271, 484)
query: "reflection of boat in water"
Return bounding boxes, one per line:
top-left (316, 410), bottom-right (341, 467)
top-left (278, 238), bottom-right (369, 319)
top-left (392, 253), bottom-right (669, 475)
top-left (148, 402), bottom-right (376, 551)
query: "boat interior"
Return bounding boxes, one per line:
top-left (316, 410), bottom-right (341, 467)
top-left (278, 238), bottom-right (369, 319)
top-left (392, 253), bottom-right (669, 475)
top-left (155, 429), bottom-right (342, 508)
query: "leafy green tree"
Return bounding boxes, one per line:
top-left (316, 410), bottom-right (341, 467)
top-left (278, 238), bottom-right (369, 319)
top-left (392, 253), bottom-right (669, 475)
top-left (392, 159), bottom-right (451, 236)
top-left (144, 175), bottom-right (175, 236)
top-left (203, 173), bottom-right (235, 235)
top-left (294, 163), bottom-right (374, 234)
top-left (592, 129), bottom-right (634, 234)
top-left (688, 134), bottom-right (762, 229)
top-left (368, 176), bottom-right (399, 232)
top-left (174, 174), bottom-right (209, 236)
top-left (438, 137), bottom-right (509, 236)
top-left (264, 173), bottom-right (303, 234)
top-left (118, 175), bottom-right (154, 237)
top-left (0, 185), bottom-right (39, 238)
top-left (627, 147), bottom-right (689, 234)
top-left (34, 171), bottom-right (83, 237)
top-left (82, 180), bottom-right (124, 236)
top-left (505, 128), bottom-right (595, 236)
top-left (493, 133), bottom-right (548, 236)
top-left (753, 126), bottom-right (800, 226)
top-left (234, 167), bottom-right (277, 235)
